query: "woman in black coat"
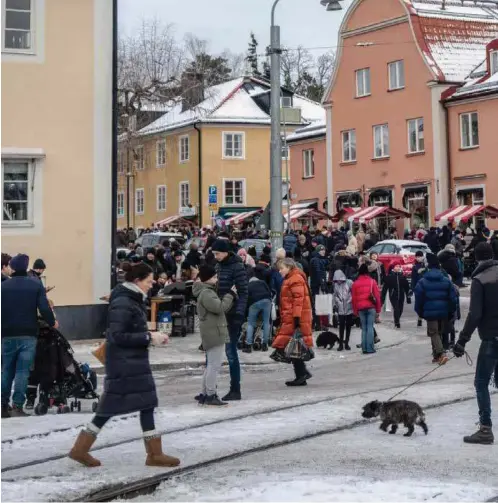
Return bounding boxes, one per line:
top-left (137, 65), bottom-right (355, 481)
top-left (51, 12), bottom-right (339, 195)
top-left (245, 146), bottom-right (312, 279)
top-left (68, 262), bottom-right (180, 469)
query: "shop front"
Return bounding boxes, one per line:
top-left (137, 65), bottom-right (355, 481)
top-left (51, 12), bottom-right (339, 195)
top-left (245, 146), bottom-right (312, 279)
top-left (402, 183), bottom-right (430, 230)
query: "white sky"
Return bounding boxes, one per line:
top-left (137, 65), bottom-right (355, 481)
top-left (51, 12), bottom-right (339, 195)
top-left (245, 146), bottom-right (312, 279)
top-left (118, 0), bottom-right (353, 57)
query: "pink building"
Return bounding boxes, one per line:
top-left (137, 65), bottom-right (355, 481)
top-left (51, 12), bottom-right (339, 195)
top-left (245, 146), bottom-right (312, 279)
top-left (322, 0), bottom-right (498, 231)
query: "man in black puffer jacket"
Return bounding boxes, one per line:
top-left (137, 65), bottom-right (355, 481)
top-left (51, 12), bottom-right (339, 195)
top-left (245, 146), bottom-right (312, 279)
top-left (212, 239), bottom-right (248, 401)
top-left (453, 243), bottom-right (498, 445)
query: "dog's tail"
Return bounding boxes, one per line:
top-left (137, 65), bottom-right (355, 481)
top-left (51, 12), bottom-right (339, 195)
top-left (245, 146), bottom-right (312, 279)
top-left (416, 408), bottom-right (428, 435)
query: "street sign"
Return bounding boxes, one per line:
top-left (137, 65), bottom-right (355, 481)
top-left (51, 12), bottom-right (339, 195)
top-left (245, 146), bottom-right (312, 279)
top-left (209, 203), bottom-right (218, 212)
top-left (208, 185), bottom-right (218, 204)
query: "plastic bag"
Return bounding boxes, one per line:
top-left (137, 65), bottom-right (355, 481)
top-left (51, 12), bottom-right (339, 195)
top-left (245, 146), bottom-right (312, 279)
top-left (284, 329), bottom-right (315, 361)
top-left (315, 293), bottom-right (333, 316)
top-left (385, 297), bottom-right (392, 313)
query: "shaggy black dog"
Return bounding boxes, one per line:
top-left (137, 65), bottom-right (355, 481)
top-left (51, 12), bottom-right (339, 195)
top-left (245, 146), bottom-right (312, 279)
top-left (316, 331), bottom-right (340, 350)
top-left (362, 400), bottom-right (428, 437)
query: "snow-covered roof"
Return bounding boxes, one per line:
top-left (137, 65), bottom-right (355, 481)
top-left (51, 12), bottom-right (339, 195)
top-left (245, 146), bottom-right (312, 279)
top-left (450, 69), bottom-right (498, 99)
top-left (406, 0), bottom-right (498, 82)
top-left (138, 76), bottom-right (325, 136)
top-left (286, 119), bottom-right (326, 143)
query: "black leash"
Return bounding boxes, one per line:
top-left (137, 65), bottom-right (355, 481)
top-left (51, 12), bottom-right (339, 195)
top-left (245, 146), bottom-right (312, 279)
top-left (386, 350), bottom-right (473, 402)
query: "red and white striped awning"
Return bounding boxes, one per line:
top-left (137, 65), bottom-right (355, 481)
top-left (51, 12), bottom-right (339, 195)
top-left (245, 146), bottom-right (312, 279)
top-left (347, 206), bottom-right (410, 223)
top-left (331, 207), bottom-right (362, 222)
top-left (284, 207), bottom-right (332, 222)
top-left (435, 205), bottom-right (498, 223)
top-left (224, 209), bottom-right (263, 225)
top-left (155, 215), bottom-right (193, 226)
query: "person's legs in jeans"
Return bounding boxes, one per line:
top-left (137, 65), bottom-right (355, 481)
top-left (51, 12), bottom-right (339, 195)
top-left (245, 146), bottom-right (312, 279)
top-left (359, 310), bottom-right (367, 352)
top-left (203, 345), bottom-right (225, 397)
top-left (245, 302), bottom-right (261, 345)
top-left (259, 299), bottom-right (272, 345)
top-left (225, 320), bottom-right (241, 394)
top-left (364, 309), bottom-right (375, 353)
top-left (11, 337), bottom-right (37, 409)
top-left (474, 340), bottom-right (498, 428)
top-left (1, 338), bottom-right (19, 409)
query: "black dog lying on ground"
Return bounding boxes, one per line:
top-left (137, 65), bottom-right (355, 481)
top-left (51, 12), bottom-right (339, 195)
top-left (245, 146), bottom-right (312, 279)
top-left (316, 331), bottom-right (340, 350)
top-left (361, 400), bottom-right (428, 437)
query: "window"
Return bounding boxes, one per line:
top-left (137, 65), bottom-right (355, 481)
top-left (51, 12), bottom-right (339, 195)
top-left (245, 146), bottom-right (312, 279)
top-left (373, 124), bottom-right (390, 158)
top-left (380, 244), bottom-right (397, 254)
top-left (3, 0), bottom-right (33, 52)
top-left (491, 50), bottom-right (498, 75)
top-left (281, 96), bottom-right (292, 108)
top-left (135, 145), bottom-right (144, 171)
top-left (179, 135), bottom-right (189, 163)
top-left (156, 140), bottom-right (166, 168)
top-left (342, 129), bottom-right (357, 162)
top-left (117, 191), bottom-right (125, 218)
top-left (355, 68), bottom-right (371, 97)
top-left (303, 149), bottom-right (314, 178)
top-left (281, 141), bottom-right (289, 160)
top-left (460, 112), bottom-right (479, 149)
top-left (135, 188), bottom-right (144, 215)
top-left (407, 118), bottom-right (424, 153)
top-left (224, 179), bottom-right (245, 205)
top-left (2, 160), bottom-right (32, 224)
top-left (157, 185), bottom-right (166, 211)
top-left (223, 132), bottom-right (245, 159)
top-left (179, 182), bottom-right (190, 208)
top-left (388, 60), bottom-right (405, 90)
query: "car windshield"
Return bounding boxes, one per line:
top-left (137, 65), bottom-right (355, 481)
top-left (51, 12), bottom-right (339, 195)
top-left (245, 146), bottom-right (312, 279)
top-left (400, 245), bottom-right (428, 254)
top-left (239, 239), bottom-right (268, 258)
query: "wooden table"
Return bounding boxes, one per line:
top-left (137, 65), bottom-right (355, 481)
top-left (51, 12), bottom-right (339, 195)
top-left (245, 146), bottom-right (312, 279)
top-left (149, 295), bottom-right (185, 330)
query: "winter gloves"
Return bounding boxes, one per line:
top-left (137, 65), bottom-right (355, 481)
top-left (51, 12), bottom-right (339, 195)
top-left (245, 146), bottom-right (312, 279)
top-left (453, 340), bottom-right (466, 358)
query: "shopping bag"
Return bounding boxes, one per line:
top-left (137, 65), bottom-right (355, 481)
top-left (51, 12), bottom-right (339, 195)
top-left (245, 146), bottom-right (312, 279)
top-left (384, 297), bottom-right (392, 313)
top-left (271, 296), bottom-right (277, 321)
top-left (284, 329), bottom-right (315, 361)
top-left (315, 293), bottom-right (333, 316)
top-left (92, 341), bottom-right (106, 365)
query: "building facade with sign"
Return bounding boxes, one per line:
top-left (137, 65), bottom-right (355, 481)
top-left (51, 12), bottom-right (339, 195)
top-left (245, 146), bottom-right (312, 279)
top-left (1, 0), bottom-right (113, 338)
top-left (117, 76), bottom-right (325, 228)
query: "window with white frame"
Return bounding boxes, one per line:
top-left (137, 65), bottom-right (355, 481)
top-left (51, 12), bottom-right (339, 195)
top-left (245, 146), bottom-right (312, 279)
top-left (179, 182), bottom-right (190, 208)
top-left (179, 135), bottom-right (189, 163)
top-left (157, 185), bottom-right (166, 211)
top-left (2, 160), bottom-right (32, 225)
top-left (342, 129), bottom-right (357, 162)
top-left (355, 68), bottom-right (371, 97)
top-left (373, 124), bottom-right (390, 158)
top-left (135, 145), bottom-right (144, 171)
top-left (117, 191), bottom-right (125, 217)
top-left (224, 179), bottom-right (245, 205)
top-left (135, 188), bottom-right (144, 215)
top-left (491, 50), bottom-right (498, 75)
top-left (460, 112), bottom-right (479, 149)
top-left (156, 140), bottom-right (166, 168)
top-left (3, 0), bottom-right (33, 52)
top-left (223, 132), bottom-right (245, 159)
top-left (303, 149), bottom-right (314, 178)
top-left (407, 118), bottom-right (424, 153)
top-left (388, 60), bottom-right (405, 90)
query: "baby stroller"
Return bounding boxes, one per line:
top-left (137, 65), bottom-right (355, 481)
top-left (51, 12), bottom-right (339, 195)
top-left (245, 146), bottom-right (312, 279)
top-left (28, 324), bottom-right (99, 415)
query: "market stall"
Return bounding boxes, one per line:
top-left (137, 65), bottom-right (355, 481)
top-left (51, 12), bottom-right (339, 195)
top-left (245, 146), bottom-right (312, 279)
top-left (284, 203), bottom-right (333, 229)
top-left (155, 215), bottom-right (196, 227)
top-left (435, 205), bottom-right (498, 224)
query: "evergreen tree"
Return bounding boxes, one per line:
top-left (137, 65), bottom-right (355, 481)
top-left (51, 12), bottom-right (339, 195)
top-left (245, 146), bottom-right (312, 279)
top-left (246, 32), bottom-right (261, 76)
top-left (183, 53), bottom-right (232, 87)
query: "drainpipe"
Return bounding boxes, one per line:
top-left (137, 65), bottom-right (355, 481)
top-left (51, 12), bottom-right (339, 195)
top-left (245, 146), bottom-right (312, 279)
top-left (110, 0), bottom-right (118, 288)
top-left (444, 104), bottom-right (453, 208)
top-left (193, 122), bottom-right (202, 226)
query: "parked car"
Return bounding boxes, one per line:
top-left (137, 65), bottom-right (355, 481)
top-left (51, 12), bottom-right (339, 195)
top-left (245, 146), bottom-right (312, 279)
top-left (365, 239), bottom-right (430, 278)
top-left (184, 236), bottom-right (207, 251)
top-left (136, 232), bottom-right (185, 249)
top-left (238, 239), bottom-right (271, 259)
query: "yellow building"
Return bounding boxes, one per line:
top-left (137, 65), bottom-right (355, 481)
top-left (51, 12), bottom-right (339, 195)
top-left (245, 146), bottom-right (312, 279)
top-left (1, 0), bottom-right (113, 339)
top-left (118, 76), bottom-right (325, 228)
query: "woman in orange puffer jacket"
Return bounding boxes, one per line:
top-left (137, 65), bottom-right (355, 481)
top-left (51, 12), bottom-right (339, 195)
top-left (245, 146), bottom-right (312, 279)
top-left (272, 258), bottom-right (313, 386)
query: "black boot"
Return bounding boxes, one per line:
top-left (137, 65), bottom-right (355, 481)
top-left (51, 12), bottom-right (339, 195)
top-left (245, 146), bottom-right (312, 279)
top-left (285, 376), bottom-right (307, 386)
top-left (194, 393), bottom-right (205, 404)
top-left (417, 319), bottom-right (423, 327)
top-left (204, 394), bottom-right (228, 406)
top-left (463, 425), bottom-right (494, 445)
top-left (222, 390), bottom-right (241, 401)
top-left (344, 335), bottom-right (351, 351)
top-left (242, 344), bottom-right (252, 354)
top-left (337, 336), bottom-right (344, 351)
top-left (261, 343), bottom-right (268, 352)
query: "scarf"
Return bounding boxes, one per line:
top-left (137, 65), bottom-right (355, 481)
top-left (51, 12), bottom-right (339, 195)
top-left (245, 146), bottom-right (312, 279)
top-left (123, 281), bottom-right (148, 301)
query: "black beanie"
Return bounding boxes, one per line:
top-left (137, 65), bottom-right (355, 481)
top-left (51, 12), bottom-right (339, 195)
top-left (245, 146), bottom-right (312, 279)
top-left (415, 250), bottom-right (424, 258)
top-left (199, 264), bottom-right (217, 282)
top-left (33, 258), bottom-right (46, 270)
top-left (260, 253), bottom-right (271, 264)
top-left (474, 242), bottom-right (493, 262)
top-left (426, 253), bottom-right (440, 268)
top-left (212, 239), bottom-right (229, 253)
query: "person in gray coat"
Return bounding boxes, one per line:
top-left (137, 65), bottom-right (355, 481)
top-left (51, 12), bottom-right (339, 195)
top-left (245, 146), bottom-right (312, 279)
top-left (193, 265), bottom-right (237, 406)
top-left (332, 270), bottom-right (354, 351)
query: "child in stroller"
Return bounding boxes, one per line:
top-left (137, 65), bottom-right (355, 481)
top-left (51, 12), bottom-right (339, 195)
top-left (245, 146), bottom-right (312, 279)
top-left (26, 322), bottom-right (99, 415)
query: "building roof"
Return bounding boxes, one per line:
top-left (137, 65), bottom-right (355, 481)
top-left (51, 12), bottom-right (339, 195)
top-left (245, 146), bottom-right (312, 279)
top-left (286, 119), bottom-right (326, 143)
top-left (406, 0), bottom-right (498, 82)
top-left (449, 68), bottom-right (498, 100)
top-left (138, 76), bottom-right (325, 136)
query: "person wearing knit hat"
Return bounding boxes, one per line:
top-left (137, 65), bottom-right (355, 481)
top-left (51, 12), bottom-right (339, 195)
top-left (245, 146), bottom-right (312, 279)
top-left (2, 253), bottom-right (57, 418)
top-left (453, 240), bottom-right (498, 445)
top-left (192, 265), bottom-right (237, 406)
top-left (414, 251), bottom-right (458, 366)
top-left (211, 239), bottom-right (229, 254)
top-left (28, 257), bottom-right (47, 284)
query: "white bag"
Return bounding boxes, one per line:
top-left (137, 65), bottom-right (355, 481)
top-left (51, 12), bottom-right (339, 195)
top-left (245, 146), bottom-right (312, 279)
top-left (315, 293), bottom-right (333, 316)
top-left (271, 297), bottom-right (277, 321)
top-left (384, 297), bottom-right (392, 313)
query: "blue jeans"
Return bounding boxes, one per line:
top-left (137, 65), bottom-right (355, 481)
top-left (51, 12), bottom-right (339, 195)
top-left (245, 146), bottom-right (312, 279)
top-left (225, 320), bottom-right (242, 393)
top-left (474, 338), bottom-right (498, 427)
top-left (2, 336), bottom-right (37, 408)
top-left (359, 309), bottom-right (376, 354)
top-left (246, 299), bottom-right (272, 345)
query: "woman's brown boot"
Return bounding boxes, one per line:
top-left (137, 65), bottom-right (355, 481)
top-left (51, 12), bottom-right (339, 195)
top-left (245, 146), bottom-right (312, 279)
top-left (68, 431), bottom-right (101, 467)
top-left (144, 436), bottom-right (180, 467)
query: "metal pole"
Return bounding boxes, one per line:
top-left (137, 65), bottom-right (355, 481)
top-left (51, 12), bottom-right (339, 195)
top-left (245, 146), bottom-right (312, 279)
top-left (126, 147), bottom-right (130, 230)
top-left (110, 0), bottom-right (118, 288)
top-left (270, 0), bottom-right (283, 256)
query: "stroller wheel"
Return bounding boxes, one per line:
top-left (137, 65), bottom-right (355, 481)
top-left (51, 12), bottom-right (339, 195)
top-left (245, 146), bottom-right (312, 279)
top-left (92, 401), bottom-right (98, 413)
top-left (34, 403), bottom-right (48, 416)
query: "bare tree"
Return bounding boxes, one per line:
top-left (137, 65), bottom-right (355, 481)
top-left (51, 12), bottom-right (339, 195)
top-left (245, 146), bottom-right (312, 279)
top-left (315, 52), bottom-right (335, 90)
top-left (221, 49), bottom-right (246, 77)
top-left (281, 46), bottom-right (314, 92)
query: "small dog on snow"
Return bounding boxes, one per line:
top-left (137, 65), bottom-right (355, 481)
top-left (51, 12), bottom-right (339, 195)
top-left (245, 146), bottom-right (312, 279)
top-left (316, 331), bottom-right (340, 350)
top-left (361, 400), bottom-right (428, 437)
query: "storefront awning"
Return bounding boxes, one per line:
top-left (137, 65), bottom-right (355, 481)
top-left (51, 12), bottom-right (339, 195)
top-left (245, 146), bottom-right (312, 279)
top-left (435, 205), bottom-right (498, 223)
top-left (285, 206), bottom-right (332, 222)
top-left (331, 207), bottom-right (361, 222)
top-left (347, 206), bottom-right (410, 223)
top-left (224, 208), bottom-right (263, 225)
top-left (155, 215), bottom-right (195, 227)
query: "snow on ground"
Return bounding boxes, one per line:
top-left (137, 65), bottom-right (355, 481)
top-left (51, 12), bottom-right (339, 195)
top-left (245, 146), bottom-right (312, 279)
top-left (142, 399), bottom-right (498, 502)
top-left (1, 376), bottom-right (490, 502)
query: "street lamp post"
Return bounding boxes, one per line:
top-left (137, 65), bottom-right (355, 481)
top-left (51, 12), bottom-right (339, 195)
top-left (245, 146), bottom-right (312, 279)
top-left (269, 0), bottom-right (284, 255)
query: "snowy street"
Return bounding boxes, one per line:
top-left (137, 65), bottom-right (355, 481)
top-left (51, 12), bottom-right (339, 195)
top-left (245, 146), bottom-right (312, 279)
top-left (2, 305), bottom-right (497, 502)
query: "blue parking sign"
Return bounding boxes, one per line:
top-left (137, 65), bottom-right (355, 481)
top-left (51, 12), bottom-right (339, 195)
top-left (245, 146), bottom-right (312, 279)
top-left (208, 185), bottom-right (217, 204)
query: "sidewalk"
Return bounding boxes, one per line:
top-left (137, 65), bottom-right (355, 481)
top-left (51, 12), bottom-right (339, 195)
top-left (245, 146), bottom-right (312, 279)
top-left (72, 323), bottom-right (410, 373)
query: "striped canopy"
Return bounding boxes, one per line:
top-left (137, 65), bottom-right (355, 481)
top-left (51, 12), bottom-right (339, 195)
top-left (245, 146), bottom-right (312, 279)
top-left (435, 205), bottom-right (498, 223)
top-left (346, 206), bottom-right (410, 224)
top-left (224, 209), bottom-right (263, 225)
